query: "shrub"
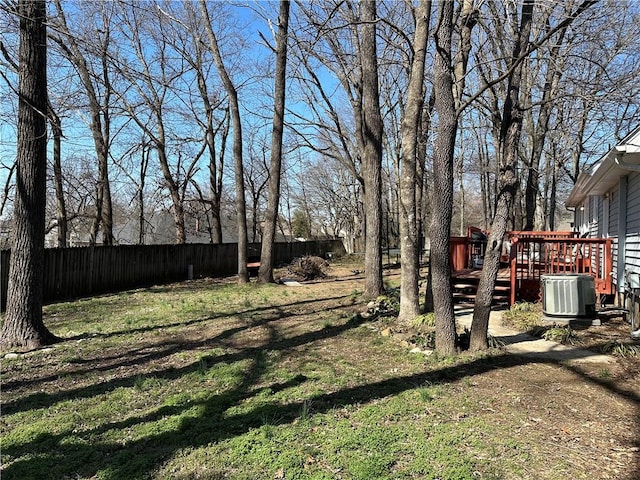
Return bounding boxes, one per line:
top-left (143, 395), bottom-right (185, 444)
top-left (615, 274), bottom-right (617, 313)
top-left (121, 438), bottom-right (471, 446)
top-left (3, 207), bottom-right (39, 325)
top-left (600, 341), bottom-right (640, 357)
top-left (541, 325), bottom-right (579, 345)
top-left (410, 330), bottom-right (436, 349)
top-left (412, 312), bottom-right (435, 330)
top-left (502, 302), bottom-right (543, 331)
top-left (364, 288), bottom-right (400, 318)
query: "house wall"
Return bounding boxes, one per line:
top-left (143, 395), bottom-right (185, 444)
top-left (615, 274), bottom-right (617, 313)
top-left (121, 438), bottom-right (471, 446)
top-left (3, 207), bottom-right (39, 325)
top-left (609, 189), bottom-right (619, 234)
top-left (573, 206), bottom-right (583, 233)
top-left (597, 196), bottom-right (605, 236)
top-left (577, 198), bottom-right (587, 234)
top-left (581, 171), bottom-right (640, 288)
top-left (588, 195), bottom-right (600, 237)
top-left (610, 188), bottom-right (620, 285)
top-left (566, 126), bottom-right (640, 299)
top-left (626, 170), bottom-right (640, 277)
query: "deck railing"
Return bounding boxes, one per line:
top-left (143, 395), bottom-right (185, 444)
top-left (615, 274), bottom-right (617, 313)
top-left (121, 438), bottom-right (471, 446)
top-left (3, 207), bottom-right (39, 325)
top-left (508, 236), bottom-right (613, 305)
top-left (449, 226), bottom-right (488, 271)
top-left (507, 230), bottom-right (579, 240)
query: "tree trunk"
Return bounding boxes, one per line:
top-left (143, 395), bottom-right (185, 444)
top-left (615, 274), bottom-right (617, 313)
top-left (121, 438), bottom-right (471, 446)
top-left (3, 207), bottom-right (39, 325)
top-left (99, 145), bottom-right (113, 245)
top-left (210, 184), bottom-right (223, 244)
top-left (524, 27), bottom-right (566, 230)
top-left (1, 0), bottom-right (58, 349)
top-left (457, 155), bottom-right (465, 236)
top-left (431, 0), bottom-right (457, 356)
top-left (99, 7), bottom-right (114, 245)
top-left (421, 94), bottom-right (435, 313)
top-left (49, 105), bottom-right (67, 248)
top-left (470, 0), bottom-right (535, 352)
top-left (90, 170), bottom-right (104, 245)
top-left (251, 193), bottom-right (259, 243)
top-left (361, 0), bottom-right (384, 299)
top-left (199, 0), bottom-right (248, 282)
top-left (52, 0), bottom-right (114, 246)
top-left (209, 109), bottom-right (228, 245)
top-left (157, 136), bottom-right (186, 244)
top-left (137, 142), bottom-right (150, 245)
top-left (549, 153), bottom-right (559, 231)
top-left (398, 0), bottom-right (431, 323)
top-left (259, 0), bottom-right (290, 284)
top-left (197, 51), bottom-right (226, 245)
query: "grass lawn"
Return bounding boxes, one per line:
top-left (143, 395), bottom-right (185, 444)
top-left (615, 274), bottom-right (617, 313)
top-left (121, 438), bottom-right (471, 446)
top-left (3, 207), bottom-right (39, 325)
top-left (1, 262), bottom-right (638, 479)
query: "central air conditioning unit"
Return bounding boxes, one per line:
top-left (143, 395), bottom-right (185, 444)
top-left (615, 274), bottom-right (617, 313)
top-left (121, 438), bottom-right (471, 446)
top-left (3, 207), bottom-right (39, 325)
top-left (541, 274), bottom-right (597, 318)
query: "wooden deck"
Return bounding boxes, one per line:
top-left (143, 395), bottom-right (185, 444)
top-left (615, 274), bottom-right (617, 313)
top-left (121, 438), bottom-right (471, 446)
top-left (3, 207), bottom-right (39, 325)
top-left (508, 236), bottom-right (613, 304)
top-left (452, 268), bottom-right (511, 281)
top-left (451, 268), bottom-right (511, 306)
top-left (449, 229), bottom-right (613, 307)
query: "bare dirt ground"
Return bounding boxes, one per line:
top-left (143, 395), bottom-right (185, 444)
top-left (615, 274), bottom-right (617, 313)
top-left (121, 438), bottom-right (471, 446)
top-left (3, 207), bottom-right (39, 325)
top-left (312, 264), bottom-right (640, 479)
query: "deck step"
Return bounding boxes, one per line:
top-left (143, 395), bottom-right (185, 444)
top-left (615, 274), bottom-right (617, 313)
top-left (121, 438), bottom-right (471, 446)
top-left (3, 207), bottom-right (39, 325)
top-left (451, 271), bottom-right (510, 306)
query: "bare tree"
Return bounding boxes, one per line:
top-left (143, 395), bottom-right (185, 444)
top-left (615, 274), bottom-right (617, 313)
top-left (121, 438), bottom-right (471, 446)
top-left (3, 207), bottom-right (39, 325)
top-left (549, 3), bottom-right (640, 227)
top-left (293, 154), bottom-right (362, 245)
top-left (469, 0), bottom-right (597, 351)
top-left (199, 0), bottom-right (248, 282)
top-left (160, 1), bottom-right (229, 244)
top-left (469, 0), bottom-right (536, 351)
top-left (292, 0), bottom-right (383, 296)
top-left (259, 0), bottom-right (290, 283)
top-left (110, 3), bottom-right (206, 245)
top-left (1, 0), bottom-right (58, 348)
top-left (244, 135), bottom-right (270, 243)
top-left (425, 0), bottom-right (478, 354)
top-left (110, 134), bottom-right (152, 245)
top-left (398, 0), bottom-right (431, 323)
top-left (294, 154), bottom-right (362, 242)
top-left (522, 23), bottom-right (566, 231)
top-left (360, 0), bottom-right (384, 298)
top-left (1, 31), bottom-right (68, 248)
top-left (430, 0), bottom-right (458, 355)
top-left (50, 0), bottom-right (115, 246)
top-left (48, 104), bottom-right (67, 247)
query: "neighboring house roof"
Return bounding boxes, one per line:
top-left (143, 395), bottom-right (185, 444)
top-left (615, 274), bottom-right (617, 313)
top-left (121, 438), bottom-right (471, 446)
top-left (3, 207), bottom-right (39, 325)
top-left (565, 125), bottom-right (640, 207)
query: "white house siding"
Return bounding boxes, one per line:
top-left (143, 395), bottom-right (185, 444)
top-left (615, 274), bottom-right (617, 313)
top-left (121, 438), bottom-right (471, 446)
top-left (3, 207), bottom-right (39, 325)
top-left (609, 189), bottom-right (620, 284)
top-left (589, 196), bottom-right (599, 237)
top-left (597, 195), bottom-right (605, 236)
top-left (626, 170), bottom-right (640, 275)
top-left (575, 204), bottom-right (585, 233)
top-left (609, 189), bottom-right (619, 235)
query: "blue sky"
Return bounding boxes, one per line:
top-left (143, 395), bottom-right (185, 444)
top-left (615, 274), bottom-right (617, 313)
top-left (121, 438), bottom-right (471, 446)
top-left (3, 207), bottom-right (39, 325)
top-left (0, 1), bottom-right (287, 217)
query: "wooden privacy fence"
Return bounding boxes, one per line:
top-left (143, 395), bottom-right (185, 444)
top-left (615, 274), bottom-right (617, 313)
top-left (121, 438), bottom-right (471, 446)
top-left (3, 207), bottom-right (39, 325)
top-left (0, 240), bottom-right (345, 311)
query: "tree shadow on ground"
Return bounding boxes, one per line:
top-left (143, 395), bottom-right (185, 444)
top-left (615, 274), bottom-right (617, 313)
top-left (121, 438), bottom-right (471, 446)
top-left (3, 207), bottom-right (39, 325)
top-left (3, 293), bottom-right (354, 395)
top-left (1, 303), bottom-right (364, 415)
top-left (3, 314), bottom-right (638, 480)
top-left (5, 348), bottom-right (638, 480)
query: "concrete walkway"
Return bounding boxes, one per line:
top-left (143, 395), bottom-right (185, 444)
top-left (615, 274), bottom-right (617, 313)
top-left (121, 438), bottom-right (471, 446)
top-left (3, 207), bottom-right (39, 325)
top-left (455, 309), bottom-right (615, 364)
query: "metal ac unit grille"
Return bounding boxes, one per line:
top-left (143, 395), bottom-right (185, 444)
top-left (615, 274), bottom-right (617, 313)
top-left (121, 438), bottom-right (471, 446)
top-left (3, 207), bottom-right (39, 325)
top-left (541, 274), bottom-right (596, 318)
